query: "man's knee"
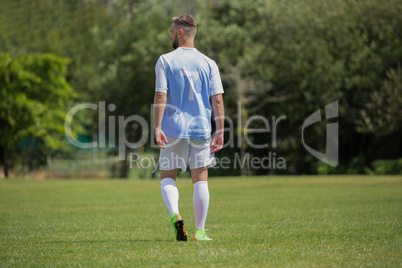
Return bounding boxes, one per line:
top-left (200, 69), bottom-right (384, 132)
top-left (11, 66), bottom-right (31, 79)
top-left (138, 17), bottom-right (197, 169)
top-left (191, 166), bottom-right (208, 183)
top-left (160, 169), bottom-right (178, 180)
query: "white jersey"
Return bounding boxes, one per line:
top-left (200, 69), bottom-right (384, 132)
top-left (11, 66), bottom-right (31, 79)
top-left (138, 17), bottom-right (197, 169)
top-left (155, 47), bottom-right (224, 139)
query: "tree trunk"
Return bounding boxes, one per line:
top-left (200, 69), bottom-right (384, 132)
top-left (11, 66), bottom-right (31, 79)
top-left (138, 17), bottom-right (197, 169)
top-left (231, 64), bottom-right (249, 176)
top-left (239, 99), bottom-right (248, 177)
top-left (4, 147), bottom-right (9, 178)
top-left (119, 148), bottom-right (128, 178)
top-left (240, 146), bottom-right (247, 176)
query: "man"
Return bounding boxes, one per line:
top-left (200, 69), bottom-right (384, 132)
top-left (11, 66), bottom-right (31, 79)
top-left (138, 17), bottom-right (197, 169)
top-left (154, 15), bottom-right (225, 242)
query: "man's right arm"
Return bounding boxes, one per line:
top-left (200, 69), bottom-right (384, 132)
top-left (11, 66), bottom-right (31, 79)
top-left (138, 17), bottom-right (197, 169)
top-left (154, 92), bottom-right (168, 149)
top-left (154, 56), bottom-right (169, 149)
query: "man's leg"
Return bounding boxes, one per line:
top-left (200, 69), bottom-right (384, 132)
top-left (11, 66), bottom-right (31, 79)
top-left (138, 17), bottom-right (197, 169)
top-left (160, 169), bottom-right (188, 241)
top-left (159, 136), bottom-right (190, 241)
top-left (160, 169), bottom-right (179, 216)
top-left (191, 166), bottom-right (211, 240)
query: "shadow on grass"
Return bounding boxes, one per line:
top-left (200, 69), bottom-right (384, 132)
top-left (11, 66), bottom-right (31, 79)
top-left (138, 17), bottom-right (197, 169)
top-left (43, 239), bottom-right (173, 244)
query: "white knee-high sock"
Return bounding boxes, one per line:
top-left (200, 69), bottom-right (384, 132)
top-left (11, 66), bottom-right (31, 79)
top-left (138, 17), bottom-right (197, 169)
top-left (161, 178), bottom-right (179, 216)
top-left (193, 181), bottom-right (209, 230)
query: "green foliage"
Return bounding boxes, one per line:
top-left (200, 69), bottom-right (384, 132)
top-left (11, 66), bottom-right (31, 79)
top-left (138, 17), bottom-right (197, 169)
top-left (1, 0), bottom-right (401, 175)
top-left (197, 0), bottom-right (402, 174)
top-left (0, 52), bottom-right (77, 171)
top-left (0, 0), bottom-right (110, 98)
top-left (92, 1), bottom-right (170, 118)
top-left (356, 66), bottom-right (402, 136)
top-left (371, 158), bottom-right (402, 175)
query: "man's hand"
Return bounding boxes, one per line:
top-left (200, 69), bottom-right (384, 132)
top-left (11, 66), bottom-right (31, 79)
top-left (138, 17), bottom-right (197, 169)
top-left (155, 127), bottom-right (168, 149)
top-left (210, 132), bottom-right (224, 154)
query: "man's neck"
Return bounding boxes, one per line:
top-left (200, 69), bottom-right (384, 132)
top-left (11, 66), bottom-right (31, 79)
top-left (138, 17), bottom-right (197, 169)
top-left (179, 40), bottom-right (195, 48)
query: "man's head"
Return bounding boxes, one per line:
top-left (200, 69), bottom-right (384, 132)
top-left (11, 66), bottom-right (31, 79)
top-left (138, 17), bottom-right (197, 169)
top-left (170, 15), bottom-right (197, 49)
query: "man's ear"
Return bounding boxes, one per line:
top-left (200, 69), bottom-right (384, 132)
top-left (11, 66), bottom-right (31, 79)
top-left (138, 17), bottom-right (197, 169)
top-left (178, 29), bottom-right (184, 37)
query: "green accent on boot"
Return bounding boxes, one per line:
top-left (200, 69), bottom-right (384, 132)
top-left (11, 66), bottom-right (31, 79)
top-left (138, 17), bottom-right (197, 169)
top-left (170, 213), bottom-right (179, 226)
top-left (170, 213), bottom-right (179, 237)
top-left (193, 228), bottom-right (212, 241)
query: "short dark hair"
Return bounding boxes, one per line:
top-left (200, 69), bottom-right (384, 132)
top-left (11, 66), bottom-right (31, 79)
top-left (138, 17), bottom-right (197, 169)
top-left (172, 15), bottom-right (197, 28)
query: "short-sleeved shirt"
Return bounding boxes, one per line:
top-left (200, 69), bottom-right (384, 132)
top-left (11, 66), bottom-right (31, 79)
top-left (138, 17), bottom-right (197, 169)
top-left (155, 47), bottom-right (224, 139)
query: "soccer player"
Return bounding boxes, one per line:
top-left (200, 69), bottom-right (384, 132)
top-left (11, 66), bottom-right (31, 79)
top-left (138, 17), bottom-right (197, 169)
top-left (154, 15), bottom-right (225, 241)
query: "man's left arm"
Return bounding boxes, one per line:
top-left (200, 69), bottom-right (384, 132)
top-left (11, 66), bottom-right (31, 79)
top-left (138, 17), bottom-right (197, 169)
top-left (210, 93), bottom-right (224, 154)
top-left (210, 60), bottom-right (225, 154)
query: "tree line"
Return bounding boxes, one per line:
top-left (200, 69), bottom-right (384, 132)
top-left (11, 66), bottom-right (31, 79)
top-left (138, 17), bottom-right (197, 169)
top-left (0, 0), bottom-right (401, 177)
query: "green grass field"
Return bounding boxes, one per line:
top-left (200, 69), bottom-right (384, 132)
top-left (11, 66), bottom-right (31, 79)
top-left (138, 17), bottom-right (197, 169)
top-left (1, 176), bottom-right (401, 267)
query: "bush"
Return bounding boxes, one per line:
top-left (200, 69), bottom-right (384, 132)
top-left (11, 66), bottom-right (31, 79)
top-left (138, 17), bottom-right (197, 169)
top-left (371, 159), bottom-right (402, 175)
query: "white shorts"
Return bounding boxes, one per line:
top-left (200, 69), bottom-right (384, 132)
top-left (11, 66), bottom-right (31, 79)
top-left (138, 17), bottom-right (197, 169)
top-left (159, 136), bottom-right (216, 171)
